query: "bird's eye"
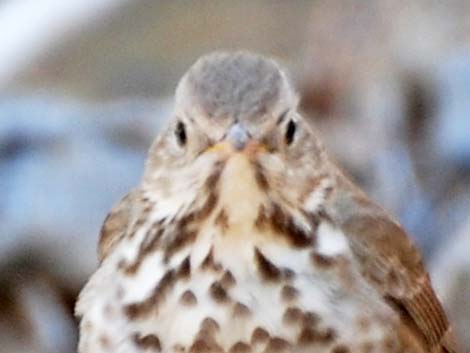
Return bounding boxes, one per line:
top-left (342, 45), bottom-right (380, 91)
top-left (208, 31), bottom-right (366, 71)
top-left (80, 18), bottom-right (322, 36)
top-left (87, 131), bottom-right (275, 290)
top-left (285, 119), bottom-right (296, 145)
top-left (175, 121), bottom-right (187, 146)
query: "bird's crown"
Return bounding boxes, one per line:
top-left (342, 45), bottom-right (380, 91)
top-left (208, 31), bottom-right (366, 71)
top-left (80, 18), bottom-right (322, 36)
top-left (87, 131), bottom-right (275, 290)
top-left (175, 51), bottom-right (298, 123)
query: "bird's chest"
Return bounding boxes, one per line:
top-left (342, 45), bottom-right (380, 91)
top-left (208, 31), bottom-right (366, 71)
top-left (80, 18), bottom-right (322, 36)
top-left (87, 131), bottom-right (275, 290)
top-left (110, 219), bottom-right (400, 353)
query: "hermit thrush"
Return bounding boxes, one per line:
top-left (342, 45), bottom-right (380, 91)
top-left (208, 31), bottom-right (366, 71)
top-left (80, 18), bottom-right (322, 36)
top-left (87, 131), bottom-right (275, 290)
top-left (76, 52), bottom-right (457, 353)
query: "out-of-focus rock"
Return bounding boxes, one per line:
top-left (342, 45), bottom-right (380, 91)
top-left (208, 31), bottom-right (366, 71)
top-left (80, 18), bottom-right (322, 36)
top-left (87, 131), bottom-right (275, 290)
top-left (302, 0), bottom-right (470, 121)
top-left (0, 97), bottom-right (171, 288)
top-left (427, 52), bottom-right (470, 253)
top-left (0, 255), bottom-right (77, 353)
top-left (432, 50), bottom-right (470, 170)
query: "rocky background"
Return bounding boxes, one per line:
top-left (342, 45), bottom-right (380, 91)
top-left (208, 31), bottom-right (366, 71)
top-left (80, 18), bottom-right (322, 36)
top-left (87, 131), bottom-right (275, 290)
top-left (0, 1), bottom-right (469, 352)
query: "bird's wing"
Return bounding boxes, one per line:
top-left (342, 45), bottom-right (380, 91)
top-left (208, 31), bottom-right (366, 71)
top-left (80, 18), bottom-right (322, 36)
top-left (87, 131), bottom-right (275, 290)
top-left (98, 188), bottom-right (141, 262)
top-left (335, 185), bottom-right (458, 353)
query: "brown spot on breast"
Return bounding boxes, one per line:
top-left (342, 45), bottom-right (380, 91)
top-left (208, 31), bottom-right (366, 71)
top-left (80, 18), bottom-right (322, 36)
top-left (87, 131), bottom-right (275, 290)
top-left (201, 247), bottom-right (222, 271)
top-left (254, 248), bottom-right (282, 281)
top-left (298, 325), bottom-right (335, 345)
top-left (196, 192), bottom-right (219, 222)
top-left (142, 225), bottom-right (164, 249)
top-left (177, 256), bottom-right (191, 279)
top-left (264, 337), bottom-right (291, 352)
top-left (251, 327), bottom-right (270, 344)
top-left (164, 229), bottom-right (197, 263)
top-left (209, 281), bottom-right (229, 303)
top-left (124, 304), bottom-right (144, 320)
top-left (180, 290), bottom-right (197, 306)
top-left (204, 160), bottom-right (225, 191)
top-left (189, 339), bottom-right (223, 353)
top-left (200, 317), bottom-right (220, 335)
top-left (192, 319), bottom-right (223, 353)
top-left (280, 285), bottom-right (299, 302)
top-left (201, 247), bottom-right (215, 269)
top-left (132, 333), bottom-right (162, 351)
top-left (229, 341), bottom-right (252, 353)
top-left (214, 209), bottom-right (229, 232)
top-left (310, 251), bottom-right (336, 268)
top-left (298, 328), bottom-right (318, 345)
top-left (283, 306), bottom-right (303, 325)
top-left (331, 344), bottom-right (350, 353)
top-left (302, 311), bottom-right (320, 327)
top-left (220, 270), bottom-right (236, 288)
top-left (317, 328), bottom-right (336, 344)
top-left (124, 270), bottom-right (176, 319)
top-left (233, 302), bottom-right (251, 318)
top-left (252, 160), bottom-right (269, 191)
top-left (270, 203), bottom-right (316, 248)
top-left (164, 189), bottom-right (220, 262)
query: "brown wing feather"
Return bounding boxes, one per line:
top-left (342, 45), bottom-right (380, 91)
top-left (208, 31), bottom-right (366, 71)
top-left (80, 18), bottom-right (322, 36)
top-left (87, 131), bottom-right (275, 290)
top-left (98, 189), bottom-right (140, 262)
top-left (333, 176), bottom-right (458, 353)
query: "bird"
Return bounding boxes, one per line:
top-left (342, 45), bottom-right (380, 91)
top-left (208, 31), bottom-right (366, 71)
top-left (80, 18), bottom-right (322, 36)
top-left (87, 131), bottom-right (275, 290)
top-left (75, 52), bottom-right (457, 353)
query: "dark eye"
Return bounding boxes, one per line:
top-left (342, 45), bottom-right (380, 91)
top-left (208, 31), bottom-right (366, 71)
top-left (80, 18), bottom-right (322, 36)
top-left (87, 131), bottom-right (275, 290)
top-left (285, 120), bottom-right (296, 145)
top-left (175, 121), bottom-right (187, 146)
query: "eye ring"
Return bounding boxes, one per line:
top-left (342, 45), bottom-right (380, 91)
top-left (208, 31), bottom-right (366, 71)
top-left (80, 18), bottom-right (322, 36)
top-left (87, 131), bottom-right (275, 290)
top-left (285, 119), bottom-right (296, 145)
top-left (175, 121), bottom-right (187, 146)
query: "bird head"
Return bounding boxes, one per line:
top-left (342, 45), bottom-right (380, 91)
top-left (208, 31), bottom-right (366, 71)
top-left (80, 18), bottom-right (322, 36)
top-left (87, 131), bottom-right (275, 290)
top-left (143, 52), bottom-right (330, 219)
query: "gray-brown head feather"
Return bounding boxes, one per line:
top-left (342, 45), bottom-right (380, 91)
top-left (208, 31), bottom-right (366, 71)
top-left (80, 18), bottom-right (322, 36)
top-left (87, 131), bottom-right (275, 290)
top-left (175, 51), bottom-right (297, 121)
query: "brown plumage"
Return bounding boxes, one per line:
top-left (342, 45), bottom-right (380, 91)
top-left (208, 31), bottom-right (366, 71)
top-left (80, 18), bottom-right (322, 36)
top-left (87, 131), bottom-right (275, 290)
top-left (333, 177), bottom-right (458, 353)
top-left (76, 52), bottom-right (457, 353)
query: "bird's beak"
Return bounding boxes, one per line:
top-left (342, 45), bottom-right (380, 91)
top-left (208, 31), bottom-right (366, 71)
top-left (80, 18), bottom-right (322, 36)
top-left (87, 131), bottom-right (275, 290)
top-left (206, 123), bottom-right (266, 155)
top-left (226, 123), bottom-right (249, 151)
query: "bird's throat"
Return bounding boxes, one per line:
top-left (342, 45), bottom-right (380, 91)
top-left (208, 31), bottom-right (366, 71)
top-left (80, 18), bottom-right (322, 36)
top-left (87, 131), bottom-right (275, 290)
top-left (217, 154), bottom-right (265, 231)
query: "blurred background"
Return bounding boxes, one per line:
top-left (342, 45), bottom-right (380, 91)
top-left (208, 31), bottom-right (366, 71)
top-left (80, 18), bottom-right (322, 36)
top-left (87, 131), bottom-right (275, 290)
top-left (0, 1), bottom-right (469, 352)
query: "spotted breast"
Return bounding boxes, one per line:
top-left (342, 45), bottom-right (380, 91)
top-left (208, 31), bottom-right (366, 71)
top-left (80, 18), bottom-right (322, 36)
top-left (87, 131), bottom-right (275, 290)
top-left (76, 51), bottom-right (457, 353)
top-left (77, 152), bottom-right (399, 353)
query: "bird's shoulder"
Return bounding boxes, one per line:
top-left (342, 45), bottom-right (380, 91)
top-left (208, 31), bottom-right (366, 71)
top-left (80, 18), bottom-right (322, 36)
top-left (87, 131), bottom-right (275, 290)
top-left (325, 170), bottom-right (457, 353)
top-left (98, 188), bottom-right (147, 262)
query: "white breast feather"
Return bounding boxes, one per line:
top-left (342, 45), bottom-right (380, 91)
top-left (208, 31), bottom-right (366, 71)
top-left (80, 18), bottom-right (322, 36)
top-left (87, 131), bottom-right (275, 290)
top-left (77, 154), bottom-right (398, 353)
top-left (316, 222), bottom-right (350, 257)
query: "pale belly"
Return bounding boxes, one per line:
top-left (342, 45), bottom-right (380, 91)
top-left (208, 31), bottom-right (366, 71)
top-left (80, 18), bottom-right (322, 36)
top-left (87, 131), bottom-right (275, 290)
top-left (77, 221), bottom-right (401, 353)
